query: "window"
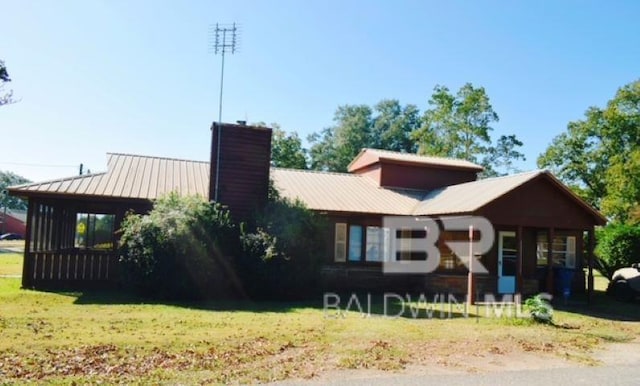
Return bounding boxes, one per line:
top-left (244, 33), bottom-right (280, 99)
top-left (334, 223), bottom-right (390, 263)
top-left (395, 229), bottom-right (429, 261)
top-left (348, 225), bottom-right (363, 261)
top-left (398, 228), bottom-right (412, 261)
top-left (438, 231), bottom-right (478, 270)
top-left (536, 233), bottom-right (576, 268)
top-left (365, 226), bottom-right (390, 262)
top-left (75, 213), bottom-right (115, 250)
top-left (334, 223), bottom-right (347, 262)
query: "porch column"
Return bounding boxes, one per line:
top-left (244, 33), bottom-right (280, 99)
top-left (546, 227), bottom-right (554, 294)
top-left (516, 225), bottom-right (523, 294)
top-left (587, 227), bottom-right (595, 304)
top-left (21, 199), bottom-right (35, 288)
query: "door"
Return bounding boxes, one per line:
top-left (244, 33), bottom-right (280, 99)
top-left (498, 231), bottom-right (517, 294)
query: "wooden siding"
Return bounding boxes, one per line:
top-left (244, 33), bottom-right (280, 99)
top-left (354, 163), bottom-right (382, 184)
top-left (209, 123), bottom-right (272, 221)
top-left (378, 162), bottom-right (478, 190)
top-left (478, 177), bottom-right (597, 229)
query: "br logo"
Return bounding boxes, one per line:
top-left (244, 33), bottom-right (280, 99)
top-left (382, 216), bottom-right (495, 274)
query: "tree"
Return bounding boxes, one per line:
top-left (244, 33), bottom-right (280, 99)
top-left (271, 127), bottom-right (308, 169)
top-left (483, 135), bottom-right (526, 177)
top-left (414, 84), bottom-right (495, 162)
top-left (370, 99), bottom-right (420, 153)
top-left (595, 223), bottom-right (640, 279)
top-left (0, 60), bottom-right (15, 107)
top-left (251, 122), bottom-right (308, 169)
top-left (413, 83), bottom-right (525, 176)
top-left (1, 171), bottom-right (30, 210)
top-left (537, 80), bottom-right (640, 222)
top-left (309, 104), bottom-right (373, 172)
top-left (308, 101), bottom-right (424, 172)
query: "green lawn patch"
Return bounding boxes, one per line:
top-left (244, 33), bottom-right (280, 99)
top-left (0, 277), bottom-right (638, 383)
top-left (0, 252), bottom-right (22, 276)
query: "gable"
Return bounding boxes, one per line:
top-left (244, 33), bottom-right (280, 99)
top-left (478, 175), bottom-right (605, 228)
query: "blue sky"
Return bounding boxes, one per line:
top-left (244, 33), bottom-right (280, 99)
top-left (1, 0), bottom-right (638, 182)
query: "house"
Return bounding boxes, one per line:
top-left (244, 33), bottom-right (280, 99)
top-left (8, 122), bottom-right (606, 297)
top-left (0, 209), bottom-right (27, 237)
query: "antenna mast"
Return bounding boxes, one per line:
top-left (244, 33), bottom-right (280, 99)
top-left (209, 22), bottom-right (240, 201)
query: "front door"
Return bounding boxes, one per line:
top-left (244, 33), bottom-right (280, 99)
top-left (498, 231), bottom-right (517, 294)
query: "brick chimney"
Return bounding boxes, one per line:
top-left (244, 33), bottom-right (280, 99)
top-left (209, 122), bottom-right (272, 221)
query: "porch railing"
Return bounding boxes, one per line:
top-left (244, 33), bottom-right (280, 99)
top-left (25, 250), bottom-right (119, 289)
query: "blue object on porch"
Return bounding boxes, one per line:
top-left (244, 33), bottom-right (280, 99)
top-left (554, 267), bottom-right (575, 300)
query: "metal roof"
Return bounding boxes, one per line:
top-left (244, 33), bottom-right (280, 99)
top-left (412, 170), bottom-right (542, 215)
top-left (271, 168), bottom-right (424, 215)
top-left (348, 148), bottom-right (484, 172)
top-left (9, 153), bottom-right (210, 200)
top-left (9, 153), bottom-right (604, 223)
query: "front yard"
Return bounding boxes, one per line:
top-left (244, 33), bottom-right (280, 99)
top-left (0, 250), bottom-right (639, 383)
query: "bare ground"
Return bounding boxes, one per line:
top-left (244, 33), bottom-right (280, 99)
top-left (276, 335), bottom-right (640, 385)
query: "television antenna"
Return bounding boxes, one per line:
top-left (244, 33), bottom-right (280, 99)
top-left (208, 22), bottom-right (240, 201)
top-left (209, 22), bottom-right (240, 123)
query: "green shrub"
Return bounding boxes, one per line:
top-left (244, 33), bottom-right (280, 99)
top-left (595, 223), bottom-right (640, 279)
top-left (239, 191), bottom-right (328, 300)
top-left (524, 294), bottom-right (554, 324)
top-left (118, 193), bottom-right (239, 300)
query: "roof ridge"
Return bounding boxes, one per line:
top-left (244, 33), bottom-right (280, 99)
top-left (368, 148), bottom-right (475, 162)
top-left (350, 148), bottom-right (484, 170)
top-left (107, 152), bottom-right (209, 164)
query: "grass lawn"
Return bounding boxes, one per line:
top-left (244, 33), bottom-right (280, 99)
top-left (1, 272), bottom-right (639, 384)
top-left (0, 240), bottom-right (25, 276)
top-left (0, 252), bottom-right (22, 276)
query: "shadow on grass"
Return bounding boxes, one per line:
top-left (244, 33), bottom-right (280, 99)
top-left (30, 278), bottom-right (638, 321)
top-left (69, 289), bottom-right (320, 313)
top-left (68, 289), bottom-right (473, 318)
top-left (552, 289), bottom-right (640, 322)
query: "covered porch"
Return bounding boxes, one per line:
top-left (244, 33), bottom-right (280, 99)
top-left (17, 196), bottom-right (149, 289)
top-left (475, 172), bottom-right (607, 300)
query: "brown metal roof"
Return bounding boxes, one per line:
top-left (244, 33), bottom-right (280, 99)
top-left (348, 148), bottom-right (484, 172)
top-left (9, 153), bottom-right (210, 200)
top-left (8, 153), bottom-right (605, 223)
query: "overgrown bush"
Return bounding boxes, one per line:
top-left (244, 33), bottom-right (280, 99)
top-left (119, 193), bottom-right (240, 300)
top-left (238, 188), bottom-right (328, 300)
top-left (595, 223), bottom-right (640, 279)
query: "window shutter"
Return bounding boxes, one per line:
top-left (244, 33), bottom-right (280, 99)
top-left (334, 223), bottom-right (347, 262)
top-left (565, 236), bottom-right (576, 268)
